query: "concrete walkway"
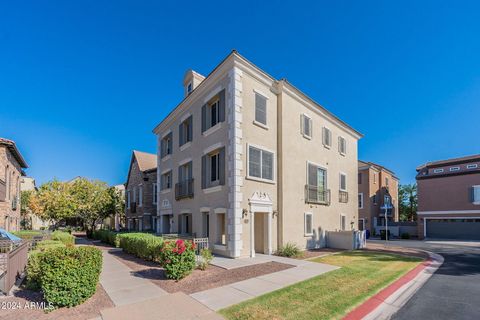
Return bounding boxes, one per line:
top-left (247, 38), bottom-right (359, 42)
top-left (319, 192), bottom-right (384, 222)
top-left (191, 255), bottom-right (339, 311)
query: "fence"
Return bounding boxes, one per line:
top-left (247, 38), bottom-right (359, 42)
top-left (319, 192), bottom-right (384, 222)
top-left (326, 230), bottom-right (366, 250)
top-left (0, 241), bottom-right (29, 294)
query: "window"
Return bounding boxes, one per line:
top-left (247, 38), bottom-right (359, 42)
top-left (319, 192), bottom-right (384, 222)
top-left (178, 162), bottom-right (192, 182)
top-left (358, 193), bottom-right (364, 209)
top-left (373, 194), bottom-right (378, 205)
top-left (301, 114), bottom-right (312, 138)
top-left (304, 212), bottom-right (313, 236)
top-left (138, 185), bottom-right (143, 207)
top-left (161, 133), bottom-right (172, 158)
top-left (338, 136), bottom-right (346, 155)
top-left (153, 183), bottom-right (158, 204)
top-left (450, 166), bottom-right (460, 172)
top-left (373, 173), bottom-right (377, 184)
top-left (433, 168), bottom-right (444, 173)
top-left (339, 173), bottom-right (347, 191)
top-left (248, 145), bottom-right (274, 182)
top-left (472, 186), bottom-right (480, 204)
top-left (161, 171), bottom-right (172, 190)
top-left (340, 214), bottom-right (346, 231)
top-left (187, 82), bottom-right (193, 95)
top-left (322, 127), bottom-right (332, 148)
top-left (358, 172), bottom-right (362, 184)
top-left (467, 164), bottom-right (478, 169)
top-left (133, 187), bottom-right (137, 205)
top-left (216, 213), bottom-right (226, 245)
top-left (255, 93), bottom-right (267, 125)
top-left (127, 191), bottom-right (131, 209)
top-left (306, 163), bottom-right (329, 204)
top-left (202, 147), bottom-right (225, 189)
top-left (179, 116), bottom-right (193, 146)
top-left (202, 90), bottom-right (225, 133)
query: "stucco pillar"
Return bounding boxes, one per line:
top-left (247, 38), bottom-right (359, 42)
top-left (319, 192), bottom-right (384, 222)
top-left (250, 212), bottom-right (255, 258)
top-left (267, 212), bottom-right (272, 255)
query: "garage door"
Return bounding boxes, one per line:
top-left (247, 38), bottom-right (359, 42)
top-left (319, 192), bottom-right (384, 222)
top-left (426, 219), bottom-right (480, 240)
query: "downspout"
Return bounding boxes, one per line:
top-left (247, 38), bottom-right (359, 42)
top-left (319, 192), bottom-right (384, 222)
top-left (274, 80), bottom-right (283, 249)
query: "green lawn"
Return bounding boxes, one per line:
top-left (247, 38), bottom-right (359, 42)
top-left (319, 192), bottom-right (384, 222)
top-left (220, 251), bottom-right (422, 320)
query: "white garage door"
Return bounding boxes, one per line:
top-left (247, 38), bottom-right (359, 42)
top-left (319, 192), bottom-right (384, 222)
top-left (426, 218), bottom-right (480, 240)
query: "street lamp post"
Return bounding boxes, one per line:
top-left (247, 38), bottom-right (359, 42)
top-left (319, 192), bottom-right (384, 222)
top-left (381, 190), bottom-right (392, 246)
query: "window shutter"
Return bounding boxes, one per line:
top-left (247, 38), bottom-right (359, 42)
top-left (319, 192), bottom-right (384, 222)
top-left (201, 104), bottom-right (207, 132)
top-left (219, 147), bottom-right (226, 185)
top-left (255, 94), bottom-right (267, 125)
top-left (471, 187), bottom-right (475, 203)
top-left (218, 89), bottom-right (226, 122)
top-left (338, 137), bottom-right (342, 153)
top-left (300, 114), bottom-right (304, 134)
top-left (188, 161), bottom-right (193, 180)
top-left (160, 139), bottom-right (165, 158)
top-left (179, 123), bottom-right (184, 146)
top-left (178, 166), bottom-right (183, 183)
top-left (308, 118), bottom-right (312, 137)
top-left (167, 133), bottom-right (172, 154)
top-left (328, 130), bottom-right (332, 146)
top-left (308, 163), bottom-right (317, 186)
top-left (187, 116), bottom-right (193, 142)
top-left (201, 155), bottom-right (207, 189)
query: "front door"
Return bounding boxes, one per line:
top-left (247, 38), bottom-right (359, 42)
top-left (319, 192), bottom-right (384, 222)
top-left (254, 213), bottom-right (266, 254)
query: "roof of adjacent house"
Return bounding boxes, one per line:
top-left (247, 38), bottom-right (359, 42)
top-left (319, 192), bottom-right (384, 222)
top-left (358, 160), bottom-right (398, 180)
top-left (416, 154), bottom-right (480, 171)
top-left (133, 150), bottom-right (157, 172)
top-left (0, 138), bottom-right (28, 168)
top-left (153, 50), bottom-right (363, 139)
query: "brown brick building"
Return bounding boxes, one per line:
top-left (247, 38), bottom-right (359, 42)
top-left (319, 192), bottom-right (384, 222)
top-left (125, 150), bottom-right (158, 231)
top-left (0, 138), bottom-right (28, 232)
top-left (416, 154), bottom-right (480, 240)
top-left (358, 160), bottom-right (399, 235)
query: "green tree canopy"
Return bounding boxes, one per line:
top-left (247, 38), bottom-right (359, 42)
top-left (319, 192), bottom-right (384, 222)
top-left (398, 183), bottom-right (418, 222)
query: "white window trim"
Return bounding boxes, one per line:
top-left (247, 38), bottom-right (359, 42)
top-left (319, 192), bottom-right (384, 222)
top-left (203, 86), bottom-right (222, 103)
top-left (340, 214), bottom-right (346, 231)
top-left (301, 113), bottom-right (312, 139)
top-left (161, 154), bottom-right (171, 162)
top-left (253, 120), bottom-right (269, 130)
top-left (161, 130), bottom-right (172, 139)
top-left (433, 168), bottom-right (444, 173)
top-left (338, 136), bottom-right (346, 156)
top-left (450, 166), bottom-right (460, 171)
top-left (202, 122), bottom-right (222, 137)
top-left (467, 164), bottom-right (478, 169)
top-left (246, 143), bottom-right (276, 184)
top-left (306, 160), bottom-right (328, 187)
top-left (179, 141), bottom-right (191, 152)
top-left (304, 212), bottom-right (313, 236)
top-left (358, 193), bottom-right (364, 209)
top-left (180, 112), bottom-right (191, 123)
top-left (322, 126), bottom-right (332, 148)
top-left (254, 91), bottom-right (268, 127)
top-left (203, 185), bottom-right (222, 194)
top-left (339, 172), bottom-right (347, 191)
top-left (203, 142), bottom-right (224, 155)
top-left (253, 88), bottom-right (269, 98)
top-left (178, 157), bottom-right (192, 166)
top-left (473, 185), bottom-right (480, 205)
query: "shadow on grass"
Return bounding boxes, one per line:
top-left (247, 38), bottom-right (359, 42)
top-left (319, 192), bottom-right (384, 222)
top-left (316, 250), bottom-right (422, 264)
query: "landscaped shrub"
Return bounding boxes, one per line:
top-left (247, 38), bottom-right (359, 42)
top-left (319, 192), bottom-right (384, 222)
top-left (35, 246), bottom-right (102, 308)
top-left (380, 230), bottom-right (391, 240)
top-left (160, 239), bottom-right (196, 280)
top-left (276, 242), bottom-right (302, 258)
top-left (118, 233), bottom-right (164, 261)
top-left (25, 252), bottom-right (44, 290)
top-left (35, 240), bottom-right (65, 251)
top-left (93, 229), bottom-right (121, 247)
top-left (12, 230), bottom-right (45, 240)
top-left (198, 248), bottom-right (213, 271)
top-left (401, 232), bottom-right (411, 239)
top-left (51, 230), bottom-right (75, 245)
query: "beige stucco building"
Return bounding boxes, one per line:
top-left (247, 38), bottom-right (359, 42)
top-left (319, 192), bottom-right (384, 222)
top-left (153, 51), bottom-right (362, 258)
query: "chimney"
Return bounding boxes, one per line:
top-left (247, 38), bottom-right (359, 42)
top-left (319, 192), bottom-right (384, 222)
top-left (183, 70), bottom-right (205, 97)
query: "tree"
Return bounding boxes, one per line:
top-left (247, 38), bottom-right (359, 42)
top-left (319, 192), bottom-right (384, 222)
top-left (20, 190), bottom-right (34, 229)
top-left (31, 179), bottom-right (78, 223)
top-left (399, 183), bottom-right (418, 222)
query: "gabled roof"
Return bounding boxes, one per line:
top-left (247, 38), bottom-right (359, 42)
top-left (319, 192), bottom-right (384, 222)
top-left (416, 154), bottom-right (480, 171)
top-left (358, 160), bottom-right (398, 180)
top-left (0, 138), bottom-right (28, 168)
top-left (133, 150), bottom-right (157, 172)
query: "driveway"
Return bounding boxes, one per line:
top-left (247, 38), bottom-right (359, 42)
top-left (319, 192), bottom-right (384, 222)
top-left (368, 239), bottom-right (480, 320)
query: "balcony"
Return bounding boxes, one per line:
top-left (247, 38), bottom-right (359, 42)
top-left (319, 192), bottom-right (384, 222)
top-left (339, 190), bottom-right (349, 203)
top-left (305, 185), bottom-right (330, 205)
top-left (175, 179), bottom-right (194, 200)
top-left (130, 202), bottom-right (136, 214)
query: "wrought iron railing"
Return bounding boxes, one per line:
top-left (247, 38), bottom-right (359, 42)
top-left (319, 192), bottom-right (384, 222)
top-left (339, 190), bottom-right (349, 203)
top-left (305, 185), bottom-right (331, 205)
top-left (175, 179), bottom-right (194, 200)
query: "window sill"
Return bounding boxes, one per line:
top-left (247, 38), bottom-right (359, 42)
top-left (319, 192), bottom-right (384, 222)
top-left (203, 185), bottom-right (222, 194)
top-left (245, 175), bottom-right (275, 185)
top-left (202, 123), bottom-right (222, 137)
top-left (339, 152), bottom-right (346, 157)
top-left (304, 233), bottom-right (313, 237)
top-left (302, 133), bottom-right (312, 140)
top-left (253, 120), bottom-right (269, 130)
top-left (214, 244), bottom-right (227, 251)
top-left (180, 141), bottom-right (192, 152)
top-left (323, 144), bottom-right (331, 149)
top-left (161, 189), bottom-right (171, 194)
top-left (161, 155), bottom-right (171, 162)
top-left (473, 202), bottom-right (480, 205)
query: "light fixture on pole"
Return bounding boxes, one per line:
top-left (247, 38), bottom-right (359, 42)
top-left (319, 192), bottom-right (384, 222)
top-left (380, 190), bottom-right (392, 246)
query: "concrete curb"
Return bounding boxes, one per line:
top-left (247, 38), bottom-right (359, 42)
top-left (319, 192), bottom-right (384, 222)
top-left (343, 250), bottom-right (444, 320)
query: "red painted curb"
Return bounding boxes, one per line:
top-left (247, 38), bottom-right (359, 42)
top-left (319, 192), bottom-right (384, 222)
top-left (343, 258), bottom-right (433, 320)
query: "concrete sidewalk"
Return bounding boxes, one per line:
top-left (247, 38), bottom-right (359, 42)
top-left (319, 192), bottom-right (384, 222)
top-left (191, 256), bottom-right (339, 311)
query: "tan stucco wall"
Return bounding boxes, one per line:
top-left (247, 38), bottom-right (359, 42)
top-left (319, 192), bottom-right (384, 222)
top-left (0, 146), bottom-right (23, 232)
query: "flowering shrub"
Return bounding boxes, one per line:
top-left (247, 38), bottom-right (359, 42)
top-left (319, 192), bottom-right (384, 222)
top-left (199, 248), bottom-right (213, 271)
top-left (160, 239), bottom-right (196, 280)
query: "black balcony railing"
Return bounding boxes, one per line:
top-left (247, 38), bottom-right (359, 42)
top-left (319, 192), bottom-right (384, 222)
top-left (175, 179), bottom-right (194, 200)
top-left (339, 190), bottom-right (349, 203)
top-left (305, 185), bottom-right (330, 205)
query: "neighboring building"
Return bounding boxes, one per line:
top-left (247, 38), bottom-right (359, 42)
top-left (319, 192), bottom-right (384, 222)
top-left (358, 161), bottom-right (399, 234)
top-left (153, 51), bottom-right (362, 258)
top-left (20, 176), bottom-right (49, 230)
top-left (416, 154), bottom-right (480, 240)
top-left (125, 150), bottom-right (158, 231)
top-left (0, 138), bottom-right (28, 232)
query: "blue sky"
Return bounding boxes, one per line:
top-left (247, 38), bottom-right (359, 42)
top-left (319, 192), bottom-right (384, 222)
top-left (1, 1), bottom-right (479, 186)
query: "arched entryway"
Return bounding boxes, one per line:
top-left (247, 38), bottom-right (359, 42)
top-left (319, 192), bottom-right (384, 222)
top-left (248, 192), bottom-right (273, 257)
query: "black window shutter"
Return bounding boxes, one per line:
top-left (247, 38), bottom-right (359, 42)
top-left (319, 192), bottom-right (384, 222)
top-left (188, 161), bottom-right (193, 180)
top-left (179, 123), bottom-right (184, 146)
top-left (219, 147), bottom-right (226, 185)
top-left (167, 133), bottom-right (172, 154)
top-left (219, 89), bottom-right (226, 122)
top-left (308, 163), bottom-right (317, 186)
top-left (178, 166), bottom-right (183, 183)
top-left (201, 104), bottom-right (207, 132)
top-left (201, 155), bottom-right (207, 189)
top-left (188, 116), bottom-right (193, 142)
top-left (160, 139), bottom-right (165, 158)
top-left (470, 187), bottom-right (475, 203)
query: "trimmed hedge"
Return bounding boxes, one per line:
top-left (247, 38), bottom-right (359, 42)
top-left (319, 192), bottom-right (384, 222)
top-left (117, 233), bottom-right (164, 262)
top-left (12, 230), bottom-right (45, 240)
top-left (92, 229), bottom-right (121, 247)
top-left (27, 240), bottom-right (67, 290)
top-left (27, 246), bottom-right (102, 308)
top-left (51, 230), bottom-right (75, 245)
